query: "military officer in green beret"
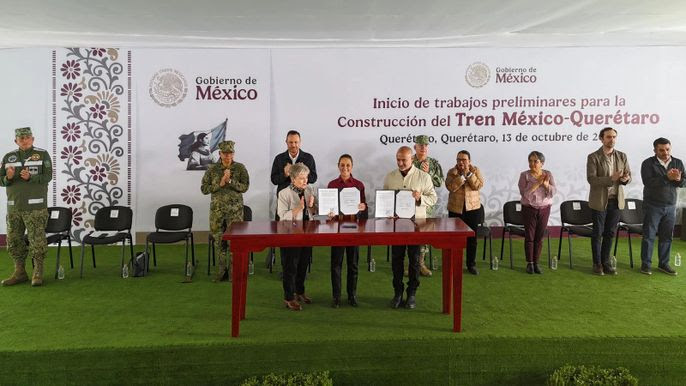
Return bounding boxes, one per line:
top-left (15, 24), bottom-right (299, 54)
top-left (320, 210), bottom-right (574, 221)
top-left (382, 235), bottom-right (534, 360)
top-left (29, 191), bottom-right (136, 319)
top-left (413, 135), bottom-right (444, 276)
top-left (1, 127), bottom-right (52, 286)
top-left (201, 140), bottom-right (250, 282)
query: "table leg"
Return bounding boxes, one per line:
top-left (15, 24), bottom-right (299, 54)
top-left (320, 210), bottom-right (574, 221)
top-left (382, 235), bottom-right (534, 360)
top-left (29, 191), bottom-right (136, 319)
top-left (231, 249), bottom-right (247, 337)
top-left (240, 253), bottom-right (248, 320)
top-left (452, 247), bottom-right (463, 332)
top-left (442, 248), bottom-right (452, 314)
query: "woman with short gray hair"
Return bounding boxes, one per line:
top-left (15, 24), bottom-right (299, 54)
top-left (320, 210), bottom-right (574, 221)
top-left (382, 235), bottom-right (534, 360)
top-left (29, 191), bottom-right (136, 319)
top-left (518, 151), bottom-right (556, 274)
top-left (277, 162), bottom-right (318, 310)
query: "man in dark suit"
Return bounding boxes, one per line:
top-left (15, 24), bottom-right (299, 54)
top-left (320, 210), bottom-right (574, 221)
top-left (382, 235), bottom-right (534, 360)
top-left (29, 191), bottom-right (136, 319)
top-left (586, 127), bottom-right (631, 276)
top-left (269, 130), bottom-right (317, 272)
top-left (271, 130), bottom-right (317, 200)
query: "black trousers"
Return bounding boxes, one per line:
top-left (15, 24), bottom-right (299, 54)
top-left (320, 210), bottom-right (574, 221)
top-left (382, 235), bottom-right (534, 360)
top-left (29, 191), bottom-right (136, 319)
top-left (280, 246), bottom-right (311, 301)
top-left (391, 245), bottom-right (420, 296)
top-left (591, 198), bottom-right (620, 265)
top-left (449, 210), bottom-right (479, 267)
top-left (330, 246), bottom-right (359, 299)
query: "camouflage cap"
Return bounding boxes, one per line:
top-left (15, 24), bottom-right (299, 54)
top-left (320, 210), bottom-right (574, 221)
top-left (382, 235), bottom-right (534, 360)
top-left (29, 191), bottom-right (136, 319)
top-left (415, 135), bottom-right (429, 145)
top-left (15, 127), bottom-right (32, 137)
top-left (218, 140), bottom-right (235, 153)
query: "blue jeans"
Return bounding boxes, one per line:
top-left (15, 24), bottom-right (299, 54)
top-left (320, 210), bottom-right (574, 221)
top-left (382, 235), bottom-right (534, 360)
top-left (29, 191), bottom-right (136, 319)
top-left (640, 202), bottom-right (676, 268)
top-left (591, 199), bottom-right (620, 265)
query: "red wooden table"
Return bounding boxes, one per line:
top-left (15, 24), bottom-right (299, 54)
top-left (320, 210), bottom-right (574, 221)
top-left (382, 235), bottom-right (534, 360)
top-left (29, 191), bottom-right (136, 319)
top-left (224, 217), bottom-right (473, 337)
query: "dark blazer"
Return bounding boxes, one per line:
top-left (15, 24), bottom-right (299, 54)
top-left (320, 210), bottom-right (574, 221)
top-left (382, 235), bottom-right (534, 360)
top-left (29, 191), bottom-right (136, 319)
top-left (641, 156), bottom-right (686, 206)
top-left (586, 147), bottom-right (631, 211)
top-left (270, 150), bottom-right (317, 195)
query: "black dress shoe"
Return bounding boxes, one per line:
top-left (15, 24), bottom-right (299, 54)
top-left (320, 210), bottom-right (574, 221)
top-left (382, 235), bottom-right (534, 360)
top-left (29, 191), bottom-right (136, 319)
top-left (405, 295), bottom-right (416, 309)
top-left (467, 266), bottom-right (479, 275)
top-left (533, 263), bottom-right (542, 274)
top-left (390, 294), bottom-right (403, 309)
top-left (526, 263), bottom-right (534, 274)
top-left (331, 297), bottom-right (340, 308)
top-left (348, 296), bottom-right (358, 307)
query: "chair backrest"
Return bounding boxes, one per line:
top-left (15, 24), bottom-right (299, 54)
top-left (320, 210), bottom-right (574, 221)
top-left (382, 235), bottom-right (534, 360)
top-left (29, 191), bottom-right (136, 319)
top-left (154, 204), bottom-right (193, 231)
top-left (243, 205), bottom-right (252, 222)
top-left (476, 205), bottom-right (485, 225)
top-left (46, 207), bottom-right (72, 233)
top-left (559, 200), bottom-right (593, 226)
top-left (619, 198), bottom-right (643, 225)
top-left (94, 206), bottom-right (133, 231)
top-left (502, 200), bottom-right (524, 226)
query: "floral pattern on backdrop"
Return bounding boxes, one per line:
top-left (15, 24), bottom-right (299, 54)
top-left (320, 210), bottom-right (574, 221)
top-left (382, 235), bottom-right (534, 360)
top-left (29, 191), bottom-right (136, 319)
top-left (52, 48), bottom-right (132, 242)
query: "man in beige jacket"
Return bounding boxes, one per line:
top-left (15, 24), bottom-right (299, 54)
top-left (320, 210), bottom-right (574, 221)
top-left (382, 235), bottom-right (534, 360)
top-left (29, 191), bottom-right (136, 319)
top-left (445, 150), bottom-right (484, 275)
top-left (383, 146), bottom-right (437, 309)
top-left (586, 127), bottom-right (631, 275)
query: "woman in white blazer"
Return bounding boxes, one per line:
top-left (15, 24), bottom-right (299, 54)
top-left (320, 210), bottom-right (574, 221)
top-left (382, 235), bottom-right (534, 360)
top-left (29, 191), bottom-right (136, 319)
top-left (277, 162), bottom-right (318, 310)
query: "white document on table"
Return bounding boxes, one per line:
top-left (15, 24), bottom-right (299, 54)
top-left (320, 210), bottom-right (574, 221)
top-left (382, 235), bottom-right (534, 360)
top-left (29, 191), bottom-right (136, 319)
top-left (375, 190), bottom-right (396, 218)
top-left (318, 188), bottom-right (339, 216)
top-left (339, 187), bottom-right (361, 215)
top-left (395, 190), bottom-right (416, 219)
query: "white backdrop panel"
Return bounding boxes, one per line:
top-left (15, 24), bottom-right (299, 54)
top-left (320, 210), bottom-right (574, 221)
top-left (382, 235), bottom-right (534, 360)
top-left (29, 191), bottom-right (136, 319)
top-left (271, 47), bottom-right (686, 225)
top-left (135, 49), bottom-right (271, 230)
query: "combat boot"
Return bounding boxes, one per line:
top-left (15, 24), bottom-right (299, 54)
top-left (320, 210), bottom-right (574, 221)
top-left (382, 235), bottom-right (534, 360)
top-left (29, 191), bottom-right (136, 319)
top-left (418, 253), bottom-right (432, 277)
top-left (1, 260), bottom-right (29, 286)
top-left (213, 258), bottom-right (229, 282)
top-left (31, 258), bottom-right (44, 287)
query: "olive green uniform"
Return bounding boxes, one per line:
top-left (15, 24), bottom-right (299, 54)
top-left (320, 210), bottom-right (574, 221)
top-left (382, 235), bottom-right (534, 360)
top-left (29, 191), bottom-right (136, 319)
top-left (0, 146), bottom-right (52, 266)
top-left (201, 160), bottom-right (250, 271)
top-left (413, 155), bottom-right (444, 257)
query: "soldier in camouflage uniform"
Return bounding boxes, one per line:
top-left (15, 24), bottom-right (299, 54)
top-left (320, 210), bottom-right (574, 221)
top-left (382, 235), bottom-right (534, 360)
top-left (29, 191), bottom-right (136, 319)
top-left (0, 127), bottom-right (52, 287)
top-left (201, 140), bottom-right (250, 282)
top-left (412, 135), bottom-right (444, 276)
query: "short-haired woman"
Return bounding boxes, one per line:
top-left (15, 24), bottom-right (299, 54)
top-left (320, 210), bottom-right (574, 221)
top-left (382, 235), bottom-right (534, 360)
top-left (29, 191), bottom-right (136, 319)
top-left (518, 151), bottom-right (556, 274)
top-left (277, 162), bottom-right (318, 310)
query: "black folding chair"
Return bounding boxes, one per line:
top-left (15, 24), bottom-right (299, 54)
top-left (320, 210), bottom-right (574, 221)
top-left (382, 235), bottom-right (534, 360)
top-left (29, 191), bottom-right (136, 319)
top-left (208, 205), bottom-right (253, 275)
top-left (474, 205), bottom-right (494, 268)
top-left (146, 204), bottom-right (194, 274)
top-left (613, 198), bottom-right (643, 268)
top-left (79, 206), bottom-right (134, 278)
top-left (500, 201), bottom-right (552, 269)
top-left (558, 200), bottom-right (593, 269)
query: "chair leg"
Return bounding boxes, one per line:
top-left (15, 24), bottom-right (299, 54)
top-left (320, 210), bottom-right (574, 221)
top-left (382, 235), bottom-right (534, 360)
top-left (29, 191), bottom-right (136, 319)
top-left (91, 244), bottom-right (96, 268)
top-left (499, 231), bottom-right (506, 263)
top-left (67, 236), bottom-right (74, 269)
top-left (184, 238), bottom-right (189, 275)
top-left (366, 245), bottom-right (371, 268)
top-left (145, 240), bottom-right (151, 272)
top-left (488, 235), bottom-right (493, 266)
top-left (207, 237), bottom-right (212, 276)
top-left (567, 234), bottom-right (573, 269)
top-left (557, 231), bottom-right (563, 263)
top-left (190, 233), bottom-right (196, 267)
top-left (54, 240), bottom-right (62, 279)
top-left (613, 227), bottom-right (620, 258)
top-left (508, 234), bottom-right (514, 269)
top-left (120, 239), bottom-right (126, 278)
top-left (152, 243), bottom-right (158, 267)
top-left (627, 232), bottom-right (634, 268)
top-left (79, 244), bottom-right (86, 278)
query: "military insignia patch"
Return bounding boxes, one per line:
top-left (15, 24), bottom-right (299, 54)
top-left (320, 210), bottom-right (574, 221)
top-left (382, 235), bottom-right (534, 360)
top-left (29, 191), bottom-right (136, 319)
top-left (31, 153), bottom-right (41, 161)
top-left (8, 155), bottom-right (17, 162)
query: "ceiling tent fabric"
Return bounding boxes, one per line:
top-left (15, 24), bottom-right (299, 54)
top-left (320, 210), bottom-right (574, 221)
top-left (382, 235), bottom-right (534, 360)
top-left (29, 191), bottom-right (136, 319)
top-left (1, 0), bottom-right (686, 48)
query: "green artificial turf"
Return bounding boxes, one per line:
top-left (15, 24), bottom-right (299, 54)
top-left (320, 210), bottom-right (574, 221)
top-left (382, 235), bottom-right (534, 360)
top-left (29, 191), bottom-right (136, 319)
top-left (0, 238), bottom-right (684, 384)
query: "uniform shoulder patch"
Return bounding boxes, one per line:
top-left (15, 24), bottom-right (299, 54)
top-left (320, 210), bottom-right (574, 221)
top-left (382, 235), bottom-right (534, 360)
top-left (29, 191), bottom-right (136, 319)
top-left (7, 154), bottom-right (17, 162)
